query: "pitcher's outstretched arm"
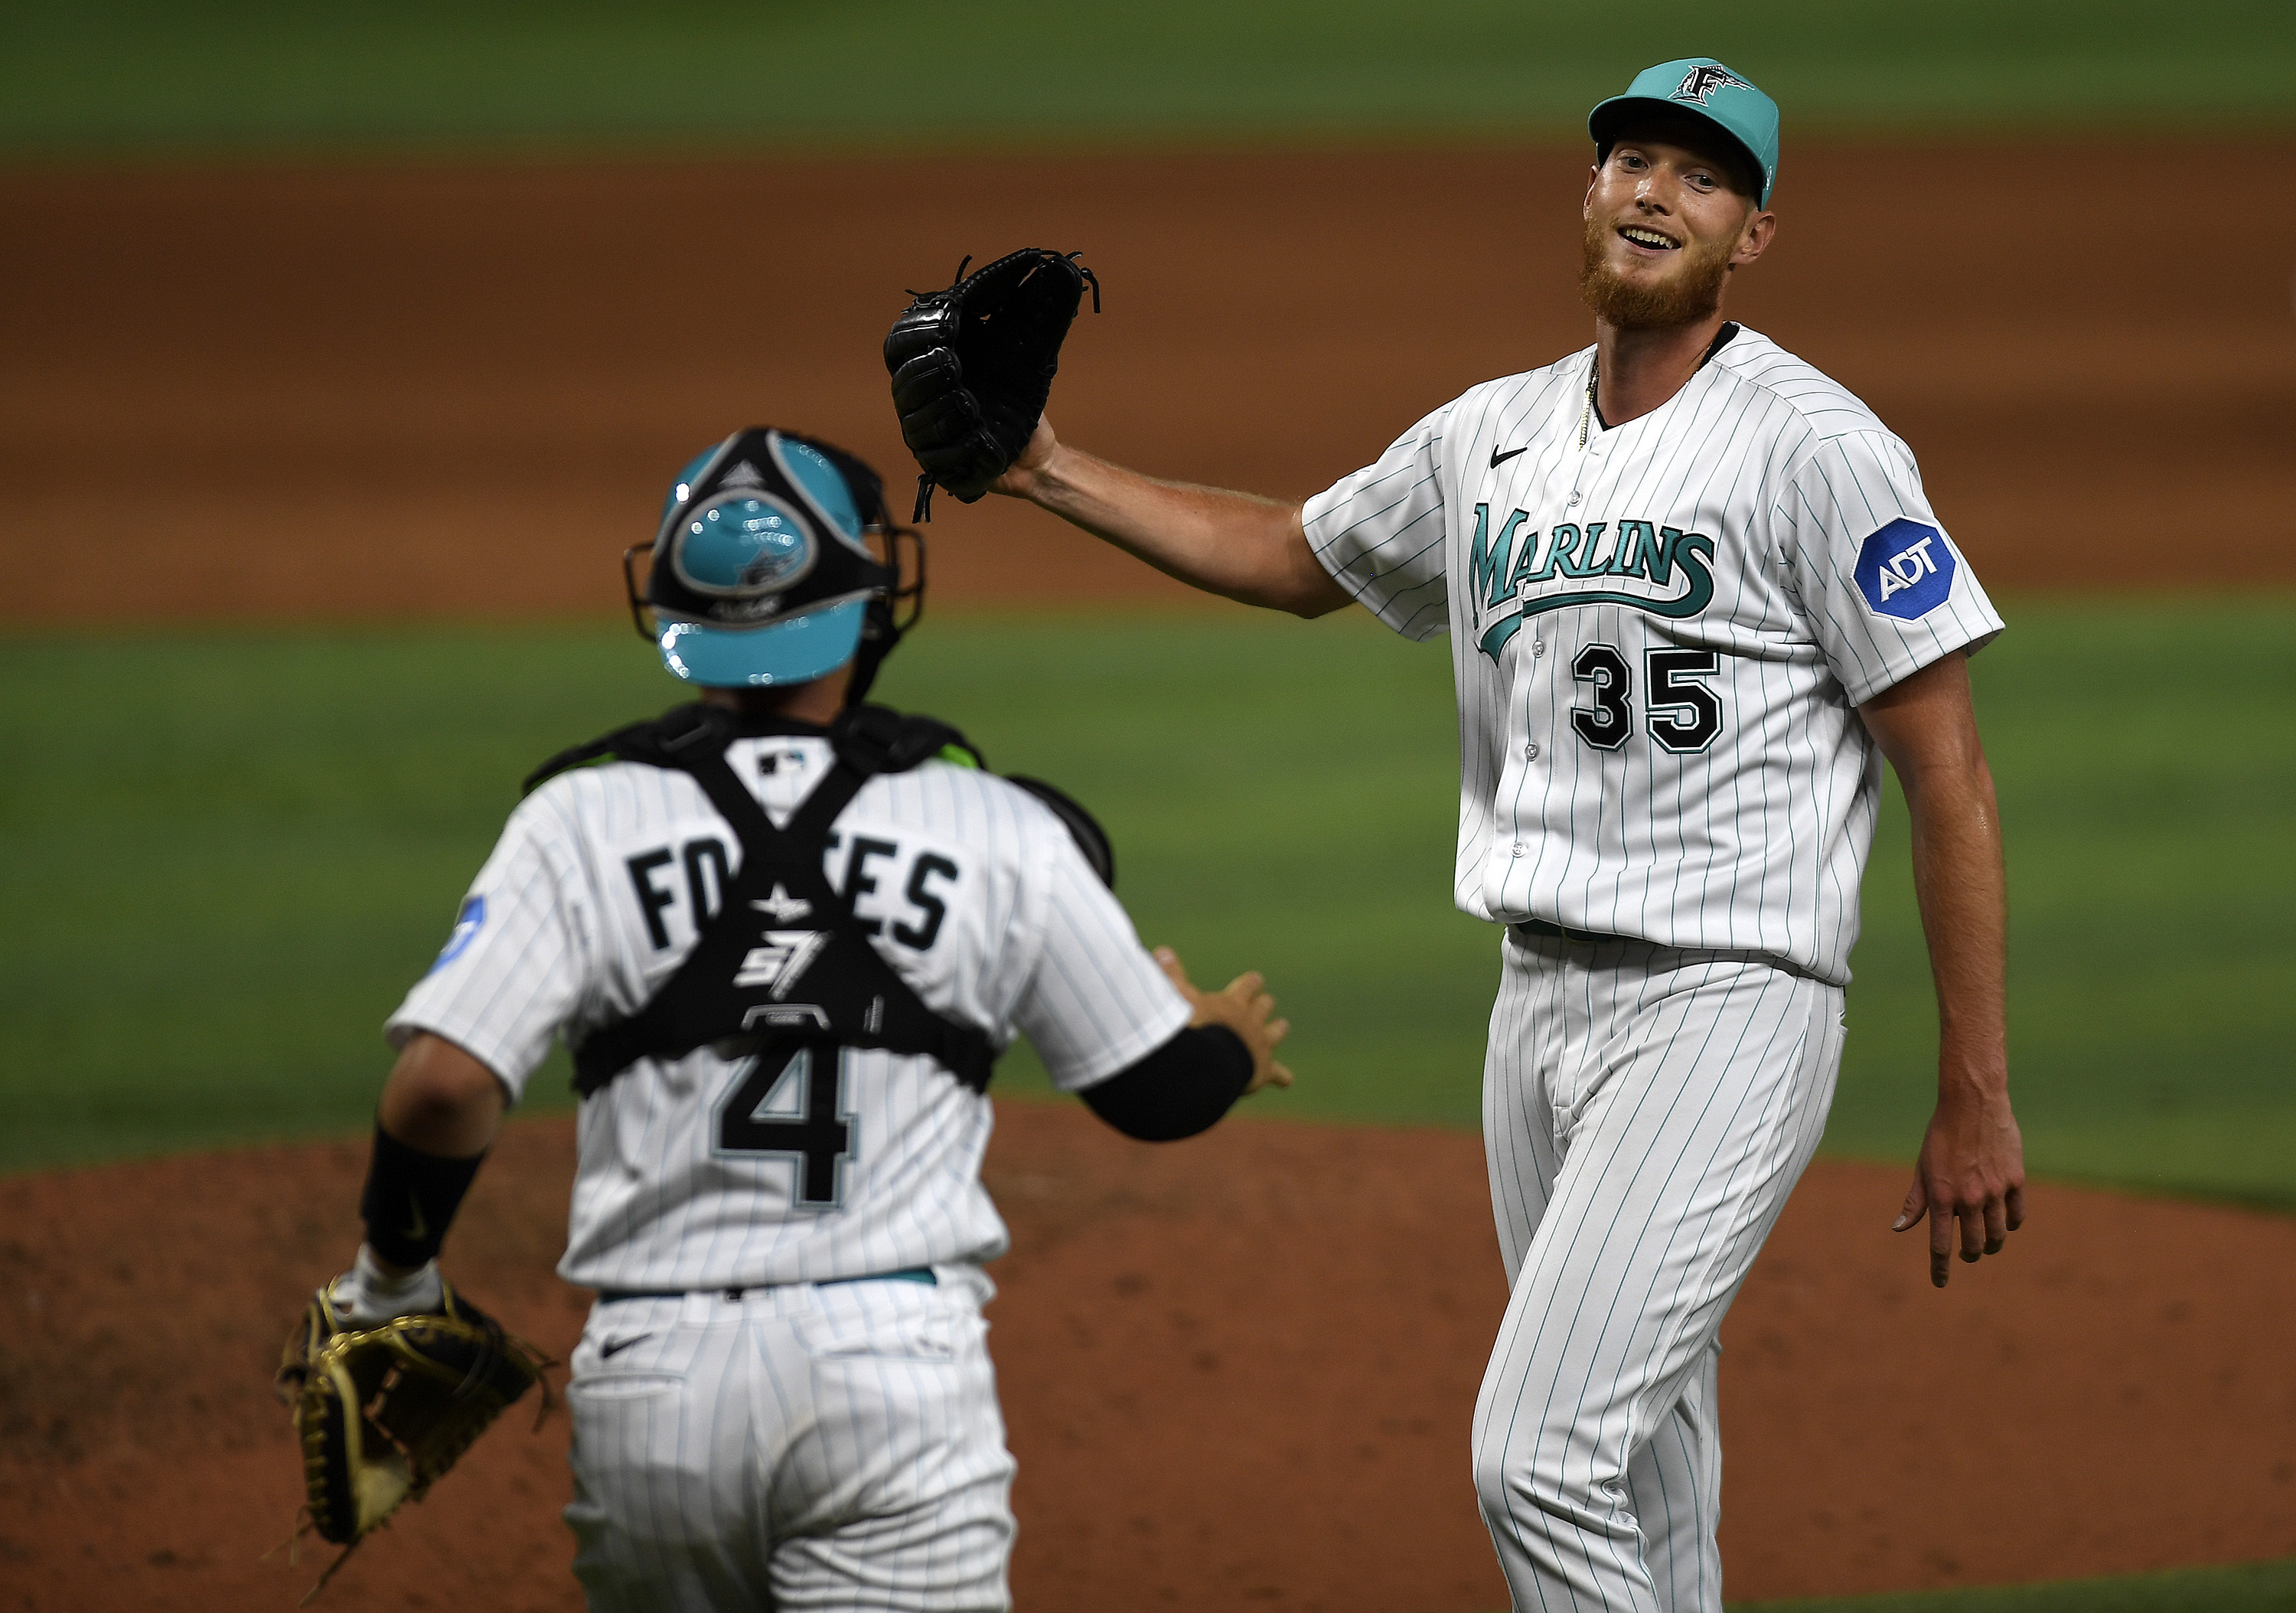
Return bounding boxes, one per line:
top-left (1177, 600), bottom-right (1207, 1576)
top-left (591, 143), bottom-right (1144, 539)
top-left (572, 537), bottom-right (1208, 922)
top-left (996, 417), bottom-right (1352, 619)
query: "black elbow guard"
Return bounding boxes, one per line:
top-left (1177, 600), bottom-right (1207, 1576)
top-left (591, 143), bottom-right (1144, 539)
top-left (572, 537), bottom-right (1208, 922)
top-left (1081, 1024), bottom-right (1254, 1141)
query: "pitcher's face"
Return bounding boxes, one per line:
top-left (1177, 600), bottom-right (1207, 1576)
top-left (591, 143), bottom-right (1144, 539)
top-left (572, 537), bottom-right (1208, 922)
top-left (1580, 122), bottom-right (1772, 330)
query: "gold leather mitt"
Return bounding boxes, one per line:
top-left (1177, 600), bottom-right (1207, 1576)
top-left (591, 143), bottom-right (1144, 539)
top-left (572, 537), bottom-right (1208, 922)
top-left (274, 1278), bottom-right (549, 1582)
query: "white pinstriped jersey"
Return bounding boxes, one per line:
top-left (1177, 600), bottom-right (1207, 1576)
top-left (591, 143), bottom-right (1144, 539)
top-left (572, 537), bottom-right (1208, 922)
top-left (388, 736), bottom-right (1189, 1291)
top-left (1303, 326), bottom-right (2003, 984)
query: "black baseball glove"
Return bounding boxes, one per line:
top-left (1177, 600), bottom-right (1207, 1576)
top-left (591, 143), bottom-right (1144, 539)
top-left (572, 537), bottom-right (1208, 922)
top-left (885, 248), bottom-right (1100, 521)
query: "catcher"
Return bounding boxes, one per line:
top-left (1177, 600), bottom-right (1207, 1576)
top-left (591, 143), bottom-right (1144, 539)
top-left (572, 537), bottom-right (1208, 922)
top-left (283, 424), bottom-right (1292, 1611)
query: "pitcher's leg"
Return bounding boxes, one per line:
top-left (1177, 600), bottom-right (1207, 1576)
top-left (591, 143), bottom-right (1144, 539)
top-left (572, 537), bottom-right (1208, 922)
top-left (1626, 1341), bottom-right (1723, 1613)
top-left (1472, 954), bottom-right (1840, 1611)
top-left (1483, 936), bottom-right (1579, 1283)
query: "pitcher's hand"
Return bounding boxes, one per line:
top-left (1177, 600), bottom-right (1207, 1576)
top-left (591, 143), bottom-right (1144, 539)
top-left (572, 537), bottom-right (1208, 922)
top-left (1895, 1087), bottom-right (2024, 1287)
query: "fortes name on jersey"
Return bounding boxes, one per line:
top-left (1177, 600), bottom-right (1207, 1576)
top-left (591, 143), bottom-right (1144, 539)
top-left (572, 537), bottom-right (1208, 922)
top-left (625, 830), bottom-right (961, 958)
top-left (1467, 501), bottom-right (1717, 661)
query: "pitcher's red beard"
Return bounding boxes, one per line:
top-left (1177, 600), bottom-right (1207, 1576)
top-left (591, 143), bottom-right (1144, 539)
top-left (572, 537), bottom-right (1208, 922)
top-left (1579, 214), bottom-right (1735, 329)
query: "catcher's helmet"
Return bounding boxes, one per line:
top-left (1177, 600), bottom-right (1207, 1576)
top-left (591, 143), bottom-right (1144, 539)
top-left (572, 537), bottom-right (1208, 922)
top-left (625, 428), bottom-right (921, 696)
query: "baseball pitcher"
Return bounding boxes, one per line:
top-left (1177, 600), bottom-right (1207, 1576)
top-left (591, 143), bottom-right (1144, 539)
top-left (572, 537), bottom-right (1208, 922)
top-left (291, 426), bottom-right (1293, 1611)
top-left (885, 61), bottom-right (2024, 1613)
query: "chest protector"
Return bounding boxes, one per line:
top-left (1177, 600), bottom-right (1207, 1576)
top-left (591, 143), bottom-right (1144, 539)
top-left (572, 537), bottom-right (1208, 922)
top-left (524, 703), bottom-right (997, 1099)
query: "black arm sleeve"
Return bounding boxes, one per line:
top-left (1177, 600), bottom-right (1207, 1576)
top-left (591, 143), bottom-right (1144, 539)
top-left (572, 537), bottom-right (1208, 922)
top-left (359, 1121), bottom-right (485, 1267)
top-left (1078, 1024), bottom-right (1254, 1142)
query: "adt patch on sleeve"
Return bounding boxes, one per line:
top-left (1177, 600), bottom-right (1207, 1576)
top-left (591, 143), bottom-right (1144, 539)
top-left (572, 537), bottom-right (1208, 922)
top-left (1854, 518), bottom-right (1955, 619)
top-left (428, 894), bottom-right (486, 973)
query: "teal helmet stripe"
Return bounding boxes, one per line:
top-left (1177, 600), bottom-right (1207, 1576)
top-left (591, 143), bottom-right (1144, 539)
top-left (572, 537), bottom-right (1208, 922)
top-left (652, 433), bottom-right (866, 552)
top-left (774, 437), bottom-right (866, 547)
top-left (655, 599), bottom-right (869, 687)
top-left (660, 447), bottom-right (718, 521)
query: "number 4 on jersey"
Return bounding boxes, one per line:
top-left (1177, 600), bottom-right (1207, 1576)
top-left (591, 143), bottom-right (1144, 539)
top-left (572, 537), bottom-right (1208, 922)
top-left (1567, 642), bottom-right (1724, 754)
top-left (716, 1046), bottom-right (856, 1208)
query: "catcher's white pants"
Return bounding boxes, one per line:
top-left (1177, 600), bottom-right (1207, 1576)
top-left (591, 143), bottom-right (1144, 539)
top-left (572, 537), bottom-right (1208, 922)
top-left (1473, 932), bottom-right (1843, 1613)
top-left (565, 1274), bottom-right (1016, 1612)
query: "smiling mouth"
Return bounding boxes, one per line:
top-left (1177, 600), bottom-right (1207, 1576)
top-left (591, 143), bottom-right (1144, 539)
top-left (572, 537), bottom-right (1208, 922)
top-left (1618, 225), bottom-right (1681, 251)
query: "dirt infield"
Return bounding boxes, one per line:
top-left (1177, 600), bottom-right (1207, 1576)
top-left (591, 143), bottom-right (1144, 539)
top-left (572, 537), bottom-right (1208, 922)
top-left (2, 1105), bottom-right (2293, 1612)
top-left (2, 139), bottom-right (2292, 623)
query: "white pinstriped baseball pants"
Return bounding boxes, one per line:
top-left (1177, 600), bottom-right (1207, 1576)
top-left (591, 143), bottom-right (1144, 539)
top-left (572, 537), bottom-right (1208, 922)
top-left (1473, 932), bottom-right (1843, 1613)
top-left (565, 1275), bottom-right (1016, 1611)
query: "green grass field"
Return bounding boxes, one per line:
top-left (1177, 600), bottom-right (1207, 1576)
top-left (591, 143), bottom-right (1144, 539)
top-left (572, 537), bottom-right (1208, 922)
top-left (3, 0), bottom-right (2291, 154)
top-left (5, 598), bottom-right (2291, 1212)
top-left (1730, 1555), bottom-right (2296, 1612)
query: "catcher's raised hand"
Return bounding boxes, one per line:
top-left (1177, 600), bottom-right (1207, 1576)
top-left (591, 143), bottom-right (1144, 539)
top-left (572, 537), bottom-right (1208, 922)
top-left (1153, 946), bottom-right (1294, 1093)
top-left (884, 248), bottom-right (1099, 521)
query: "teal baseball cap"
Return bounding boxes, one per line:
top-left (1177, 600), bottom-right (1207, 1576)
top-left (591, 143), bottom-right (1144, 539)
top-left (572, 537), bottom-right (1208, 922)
top-left (1588, 58), bottom-right (1779, 206)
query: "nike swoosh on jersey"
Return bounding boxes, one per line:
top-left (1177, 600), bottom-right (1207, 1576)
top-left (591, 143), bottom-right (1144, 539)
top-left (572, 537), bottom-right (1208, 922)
top-left (402, 1192), bottom-right (428, 1245)
top-left (1489, 444), bottom-right (1528, 468)
top-left (600, 1334), bottom-right (654, 1360)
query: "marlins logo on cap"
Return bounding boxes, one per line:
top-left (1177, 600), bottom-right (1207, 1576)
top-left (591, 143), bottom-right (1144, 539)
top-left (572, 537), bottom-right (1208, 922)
top-left (1672, 64), bottom-right (1748, 104)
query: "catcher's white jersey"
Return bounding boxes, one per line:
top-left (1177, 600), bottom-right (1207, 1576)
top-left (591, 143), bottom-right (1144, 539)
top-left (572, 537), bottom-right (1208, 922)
top-left (389, 736), bottom-right (1189, 1294)
top-left (1303, 326), bottom-right (2002, 985)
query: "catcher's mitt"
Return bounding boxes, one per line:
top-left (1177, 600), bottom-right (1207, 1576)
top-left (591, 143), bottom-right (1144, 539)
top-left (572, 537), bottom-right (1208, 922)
top-left (274, 1278), bottom-right (550, 1598)
top-left (885, 247), bottom-right (1101, 521)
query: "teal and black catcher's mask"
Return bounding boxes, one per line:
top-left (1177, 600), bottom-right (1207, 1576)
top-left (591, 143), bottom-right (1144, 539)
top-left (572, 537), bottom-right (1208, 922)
top-left (624, 428), bottom-right (924, 700)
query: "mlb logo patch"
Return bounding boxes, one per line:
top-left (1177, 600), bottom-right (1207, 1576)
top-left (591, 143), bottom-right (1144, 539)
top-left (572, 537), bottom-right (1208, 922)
top-left (1855, 519), bottom-right (1956, 619)
top-left (428, 894), bottom-right (486, 973)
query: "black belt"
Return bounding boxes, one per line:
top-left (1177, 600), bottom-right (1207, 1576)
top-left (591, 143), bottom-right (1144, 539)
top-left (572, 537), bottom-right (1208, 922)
top-left (1508, 919), bottom-right (1819, 981)
top-left (598, 1268), bottom-right (938, 1304)
top-left (1509, 917), bottom-right (1628, 946)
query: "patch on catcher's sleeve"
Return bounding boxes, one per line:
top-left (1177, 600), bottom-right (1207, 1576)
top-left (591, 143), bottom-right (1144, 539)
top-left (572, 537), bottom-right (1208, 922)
top-left (427, 894), bottom-right (486, 973)
top-left (1854, 519), bottom-right (1955, 619)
